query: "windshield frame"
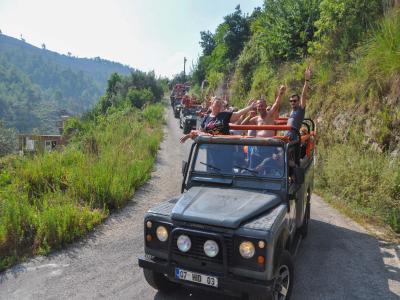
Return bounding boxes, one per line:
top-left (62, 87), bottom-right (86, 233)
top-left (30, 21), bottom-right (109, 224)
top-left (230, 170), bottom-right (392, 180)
top-left (190, 141), bottom-right (286, 180)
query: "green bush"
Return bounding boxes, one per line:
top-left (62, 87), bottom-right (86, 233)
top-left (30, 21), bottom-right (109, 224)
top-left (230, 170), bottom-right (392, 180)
top-left (127, 88), bottom-right (154, 108)
top-left (311, 0), bottom-right (383, 59)
top-left (317, 144), bottom-right (400, 232)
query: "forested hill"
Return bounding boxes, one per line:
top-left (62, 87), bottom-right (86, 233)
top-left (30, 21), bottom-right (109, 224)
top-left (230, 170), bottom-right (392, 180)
top-left (188, 1), bottom-right (400, 233)
top-left (0, 34), bottom-right (133, 133)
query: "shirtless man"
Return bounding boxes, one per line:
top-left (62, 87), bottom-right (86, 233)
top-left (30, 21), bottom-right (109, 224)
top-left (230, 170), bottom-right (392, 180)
top-left (241, 85), bottom-right (286, 137)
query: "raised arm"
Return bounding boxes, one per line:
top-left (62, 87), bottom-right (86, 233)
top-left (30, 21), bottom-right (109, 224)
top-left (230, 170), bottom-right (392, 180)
top-left (300, 67), bottom-right (312, 109)
top-left (269, 85), bottom-right (286, 115)
top-left (241, 110), bottom-right (257, 125)
top-left (230, 101), bottom-right (257, 123)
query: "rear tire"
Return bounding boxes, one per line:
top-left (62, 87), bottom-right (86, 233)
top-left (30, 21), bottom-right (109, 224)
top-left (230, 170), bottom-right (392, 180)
top-left (143, 269), bottom-right (178, 293)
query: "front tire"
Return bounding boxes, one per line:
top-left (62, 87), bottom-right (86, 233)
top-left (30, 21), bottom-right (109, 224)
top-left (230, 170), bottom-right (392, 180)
top-left (248, 251), bottom-right (293, 300)
top-left (272, 251), bottom-right (293, 300)
top-left (143, 269), bottom-right (178, 293)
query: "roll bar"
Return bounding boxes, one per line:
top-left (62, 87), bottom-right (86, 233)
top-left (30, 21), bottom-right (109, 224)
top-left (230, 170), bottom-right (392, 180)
top-left (229, 125), bottom-right (293, 131)
top-left (229, 124), bottom-right (301, 144)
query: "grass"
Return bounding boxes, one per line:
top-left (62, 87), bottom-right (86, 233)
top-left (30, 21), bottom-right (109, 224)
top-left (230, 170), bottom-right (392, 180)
top-left (0, 103), bottom-right (164, 271)
top-left (316, 144), bottom-right (400, 233)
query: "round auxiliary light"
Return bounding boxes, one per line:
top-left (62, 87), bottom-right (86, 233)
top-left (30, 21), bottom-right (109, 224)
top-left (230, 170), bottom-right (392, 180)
top-left (177, 235), bottom-right (192, 252)
top-left (156, 226), bottom-right (168, 242)
top-left (239, 241), bottom-right (255, 259)
top-left (204, 240), bottom-right (219, 258)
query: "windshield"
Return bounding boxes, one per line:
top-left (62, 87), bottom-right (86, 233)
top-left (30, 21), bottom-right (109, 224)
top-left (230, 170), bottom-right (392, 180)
top-left (193, 143), bottom-right (284, 178)
top-left (183, 107), bottom-right (199, 115)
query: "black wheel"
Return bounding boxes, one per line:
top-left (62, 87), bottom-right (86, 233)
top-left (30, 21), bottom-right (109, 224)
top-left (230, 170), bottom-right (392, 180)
top-left (248, 251), bottom-right (293, 300)
top-left (179, 119), bottom-right (183, 128)
top-left (272, 251), bottom-right (293, 300)
top-left (299, 191), bottom-right (311, 238)
top-left (143, 269), bottom-right (178, 293)
top-left (183, 122), bottom-right (191, 134)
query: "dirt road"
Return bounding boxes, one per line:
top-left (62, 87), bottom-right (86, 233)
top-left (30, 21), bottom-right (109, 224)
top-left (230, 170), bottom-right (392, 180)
top-left (0, 108), bottom-right (399, 300)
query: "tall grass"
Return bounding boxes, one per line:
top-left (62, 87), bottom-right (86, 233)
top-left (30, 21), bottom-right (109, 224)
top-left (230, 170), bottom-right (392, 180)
top-left (0, 104), bottom-right (164, 271)
top-left (316, 144), bottom-right (400, 232)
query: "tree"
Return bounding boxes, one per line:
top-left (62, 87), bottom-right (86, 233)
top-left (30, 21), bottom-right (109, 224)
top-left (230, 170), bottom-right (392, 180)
top-left (106, 72), bottom-right (122, 97)
top-left (126, 88), bottom-right (153, 108)
top-left (199, 31), bottom-right (215, 56)
top-left (311, 0), bottom-right (383, 59)
top-left (222, 5), bottom-right (251, 61)
top-left (251, 0), bottom-right (321, 63)
top-left (0, 121), bottom-right (17, 157)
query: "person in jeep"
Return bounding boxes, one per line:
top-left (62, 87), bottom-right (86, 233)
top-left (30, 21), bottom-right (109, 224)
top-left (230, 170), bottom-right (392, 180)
top-left (179, 96), bottom-right (257, 143)
top-left (285, 67), bottom-right (312, 141)
top-left (241, 85), bottom-right (286, 138)
top-left (252, 146), bottom-right (284, 177)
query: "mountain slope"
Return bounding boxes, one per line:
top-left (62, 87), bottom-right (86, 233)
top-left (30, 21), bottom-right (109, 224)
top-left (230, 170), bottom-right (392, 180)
top-left (0, 34), bottom-right (133, 133)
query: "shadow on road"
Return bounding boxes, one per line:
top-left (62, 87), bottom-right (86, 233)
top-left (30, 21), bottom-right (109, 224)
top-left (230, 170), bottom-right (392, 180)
top-left (151, 219), bottom-right (399, 300)
top-left (294, 219), bottom-right (399, 300)
top-left (154, 287), bottom-right (239, 300)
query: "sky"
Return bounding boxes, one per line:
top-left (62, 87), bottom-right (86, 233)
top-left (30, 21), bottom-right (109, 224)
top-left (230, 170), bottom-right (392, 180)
top-left (0, 0), bottom-right (264, 78)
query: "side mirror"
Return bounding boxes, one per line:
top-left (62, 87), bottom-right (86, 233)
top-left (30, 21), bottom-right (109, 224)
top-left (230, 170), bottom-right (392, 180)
top-left (182, 160), bottom-right (188, 176)
top-left (294, 167), bottom-right (305, 184)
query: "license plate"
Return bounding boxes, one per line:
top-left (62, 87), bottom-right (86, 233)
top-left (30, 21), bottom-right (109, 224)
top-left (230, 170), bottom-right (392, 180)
top-left (175, 268), bottom-right (218, 287)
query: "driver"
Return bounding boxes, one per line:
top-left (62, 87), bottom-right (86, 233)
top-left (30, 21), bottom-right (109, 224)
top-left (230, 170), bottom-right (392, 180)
top-left (252, 147), bottom-right (284, 177)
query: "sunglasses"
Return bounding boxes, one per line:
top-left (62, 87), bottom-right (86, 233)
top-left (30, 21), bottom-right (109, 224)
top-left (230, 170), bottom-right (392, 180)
top-left (289, 99), bottom-right (298, 103)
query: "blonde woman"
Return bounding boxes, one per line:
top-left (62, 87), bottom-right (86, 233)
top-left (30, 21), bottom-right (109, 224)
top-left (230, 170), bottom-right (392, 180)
top-left (180, 96), bottom-right (256, 143)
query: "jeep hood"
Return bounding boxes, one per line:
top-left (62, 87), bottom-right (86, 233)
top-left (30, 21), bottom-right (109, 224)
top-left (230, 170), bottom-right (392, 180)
top-left (171, 187), bottom-right (280, 229)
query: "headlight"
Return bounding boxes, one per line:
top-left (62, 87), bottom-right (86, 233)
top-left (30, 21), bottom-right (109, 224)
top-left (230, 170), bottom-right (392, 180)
top-left (156, 226), bottom-right (168, 242)
top-left (239, 241), bottom-right (255, 259)
top-left (203, 240), bottom-right (219, 258)
top-left (177, 235), bottom-right (191, 252)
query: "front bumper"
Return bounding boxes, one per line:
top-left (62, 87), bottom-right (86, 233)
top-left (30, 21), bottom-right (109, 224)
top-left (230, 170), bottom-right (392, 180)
top-left (138, 255), bottom-right (273, 296)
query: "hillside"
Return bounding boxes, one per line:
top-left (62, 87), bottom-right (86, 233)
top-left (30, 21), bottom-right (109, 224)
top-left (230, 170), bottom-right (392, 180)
top-left (189, 1), bottom-right (400, 233)
top-left (0, 34), bottom-right (133, 133)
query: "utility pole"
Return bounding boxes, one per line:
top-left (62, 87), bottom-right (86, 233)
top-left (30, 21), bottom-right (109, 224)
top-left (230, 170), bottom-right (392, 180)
top-left (183, 57), bottom-right (187, 79)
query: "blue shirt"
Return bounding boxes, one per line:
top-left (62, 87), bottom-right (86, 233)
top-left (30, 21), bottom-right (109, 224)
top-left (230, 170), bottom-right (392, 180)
top-left (286, 106), bottom-right (305, 140)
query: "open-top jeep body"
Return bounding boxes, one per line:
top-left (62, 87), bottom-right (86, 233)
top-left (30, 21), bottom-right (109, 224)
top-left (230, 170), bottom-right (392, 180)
top-left (180, 105), bottom-right (202, 134)
top-left (170, 84), bottom-right (185, 117)
top-left (138, 120), bottom-right (316, 299)
top-left (173, 100), bottom-right (183, 118)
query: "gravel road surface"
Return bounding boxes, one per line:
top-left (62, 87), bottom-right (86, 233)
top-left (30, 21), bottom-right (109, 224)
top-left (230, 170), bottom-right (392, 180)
top-left (1, 108), bottom-right (399, 300)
